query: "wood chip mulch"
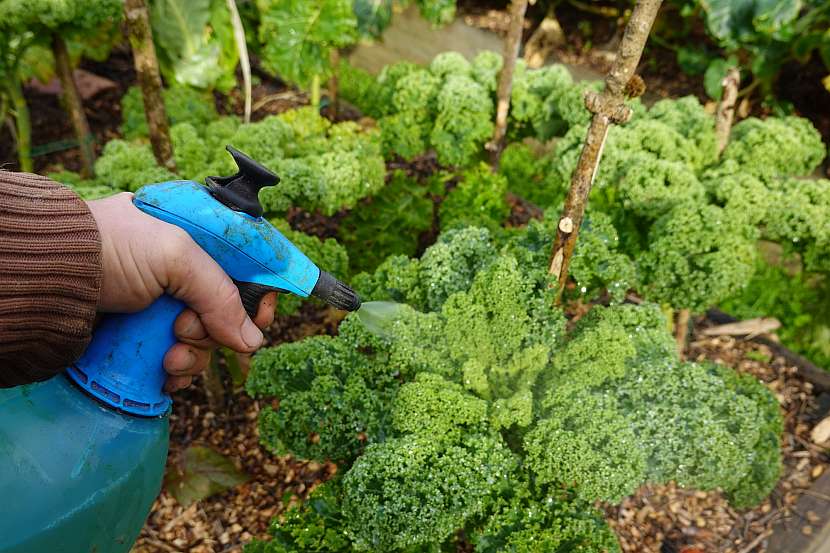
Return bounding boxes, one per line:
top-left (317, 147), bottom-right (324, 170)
top-left (606, 322), bottom-right (830, 553)
top-left (131, 387), bottom-right (338, 553)
top-left (134, 313), bottom-right (830, 553)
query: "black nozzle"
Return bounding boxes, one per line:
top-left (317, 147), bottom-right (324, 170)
top-left (206, 146), bottom-right (279, 218)
top-left (312, 270), bottom-right (361, 312)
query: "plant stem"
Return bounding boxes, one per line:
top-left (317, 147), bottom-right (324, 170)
top-left (327, 49), bottom-right (340, 119)
top-left (548, 0), bottom-right (663, 305)
top-left (715, 67), bottom-right (740, 155)
top-left (52, 34), bottom-right (95, 178)
top-left (125, 0), bottom-right (177, 172)
top-left (6, 74), bottom-right (32, 172)
top-left (204, 351), bottom-right (226, 413)
top-left (226, 0), bottom-right (251, 124)
top-left (488, 0), bottom-right (529, 169)
top-left (523, 3), bottom-right (566, 69)
top-left (310, 74), bottom-right (321, 111)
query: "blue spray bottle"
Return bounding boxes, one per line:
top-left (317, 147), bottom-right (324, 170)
top-left (0, 147), bottom-right (361, 553)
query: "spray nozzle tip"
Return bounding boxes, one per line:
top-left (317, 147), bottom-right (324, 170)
top-left (311, 270), bottom-right (361, 312)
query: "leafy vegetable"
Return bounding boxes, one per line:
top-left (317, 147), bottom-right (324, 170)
top-left (440, 164), bottom-right (509, 232)
top-left (121, 84), bottom-right (218, 140)
top-left (150, 0), bottom-right (239, 91)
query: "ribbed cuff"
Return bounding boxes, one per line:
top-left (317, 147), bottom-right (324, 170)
top-left (0, 171), bottom-right (102, 387)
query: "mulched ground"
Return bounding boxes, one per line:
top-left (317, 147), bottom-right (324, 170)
top-left (131, 309), bottom-right (830, 553)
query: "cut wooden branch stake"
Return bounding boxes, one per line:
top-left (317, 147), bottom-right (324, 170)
top-left (52, 34), bottom-right (95, 178)
top-left (487, 0), bottom-right (529, 169)
top-left (226, 0), bottom-right (251, 124)
top-left (548, 0), bottom-right (663, 305)
top-left (125, 0), bottom-right (176, 172)
top-left (715, 67), bottom-right (740, 155)
top-left (675, 308), bottom-right (690, 359)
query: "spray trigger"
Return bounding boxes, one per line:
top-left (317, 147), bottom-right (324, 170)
top-left (206, 145), bottom-right (279, 218)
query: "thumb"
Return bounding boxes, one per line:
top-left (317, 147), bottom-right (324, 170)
top-left (161, 231), bottom-right (263, 353)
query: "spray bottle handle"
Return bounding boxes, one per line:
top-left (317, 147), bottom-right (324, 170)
top-left (66, 295), bottom-right (184, 416)
top-left (65, 283), bottom-right (274, 417)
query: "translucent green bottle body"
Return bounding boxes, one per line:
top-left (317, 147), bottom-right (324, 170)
top-left (0, 375), bottom-right (168, 553)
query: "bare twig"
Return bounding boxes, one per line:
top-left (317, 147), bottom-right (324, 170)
top-left (548, 0), bottom-right (663, 304)
top-left (125, 0), bottom-right (176, 172)
top-left (487, 0), bottom-right (529, 168)
top-left (715, 67), bottom-right (740, 155)
top-left (226, 0), bottom-right (251, 124)
top-left (736, 529), bottom-right (773, 553)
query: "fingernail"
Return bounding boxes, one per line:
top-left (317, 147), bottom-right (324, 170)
top-left (242, 318), bottom-right (264, 349)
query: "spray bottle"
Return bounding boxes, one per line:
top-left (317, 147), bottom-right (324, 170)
top-left (0, 147), bottom-right (361, 553)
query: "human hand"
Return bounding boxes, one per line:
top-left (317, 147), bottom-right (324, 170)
top-left (86, 192), bottom-right (276, 392)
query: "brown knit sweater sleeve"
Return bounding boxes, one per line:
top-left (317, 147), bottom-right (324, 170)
top-left (0, 171), bottom-right (102, 387)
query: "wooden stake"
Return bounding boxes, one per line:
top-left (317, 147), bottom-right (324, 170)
top-left (715, 67), bottom-right (740, 155)
top-left (226, 0), bottom-right (251, 124)
top-left (675, 308), bottom-right (690, 358)
top-left (548, 0), bottom-right (662, 305)
top-left (52, 34), bottom-right (95, 178)
top-left (125, 0), bottom-right (176, 172)
top-left (487, 0), bottom-right (529, 168)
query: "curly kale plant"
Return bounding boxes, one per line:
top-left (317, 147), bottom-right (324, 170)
top-left (375, 51), bottom-right (495, 167)
top-left (641, 203), bottom-right (758, 312)
top-left (246, 317), bottom-right (396, 464)
top-left (527, 304), bottom-right (782, 506)
top-left (440, 164), bottom-right (509, 232)
top-left (95, 140), bottom-right (177, 192)
top-left (721, 116), bottom-right (825, 182)
top-left (337, 170), bottom-right (439, 275)
top-left (121, 84), bottom-right (218, 140)
top-left (343, 434), bottom-right (516, 551)
top-left (248, 220), bottom-right (783, 551)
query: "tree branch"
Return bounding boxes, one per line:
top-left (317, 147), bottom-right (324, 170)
top-left (715, 67), bottom-right (740, 155)
top-left (547, 0), bottom-right (663, 305)
top-left (125, 0), bottom-right (176, 172)
top-left (487, 0), bottom-right (529, 168)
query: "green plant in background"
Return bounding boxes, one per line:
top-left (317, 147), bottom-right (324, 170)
top-left (121, 84), bottom-right (219, 140)
top-left (255, 0), bottom-right (357, 107)
top-left (0, 0), bottom-right (123, 174)
top-left (149, 0), bottom-right (239, 91)
top-left (698, 0), bottom-right (830, 101)
top-left (0, 32), bottom-right (36, 172)
top-left (722, 257), bottom-right (830, 370)
top-left (440, 164), bottom-right (509, 232)
top-left (640, 202), bottom-right (758, 313)
top-left (337, 170), bottom-right (440, 276)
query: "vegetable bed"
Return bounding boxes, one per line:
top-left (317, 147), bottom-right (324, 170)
top-left (129, 308), bottom-right (829, 553)
top-left (3, 2), bottom-right (830, 552)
